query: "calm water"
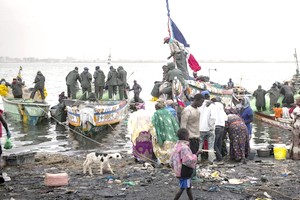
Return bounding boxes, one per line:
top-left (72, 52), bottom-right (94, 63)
top-left (0, 62), bottom-right (294, 153)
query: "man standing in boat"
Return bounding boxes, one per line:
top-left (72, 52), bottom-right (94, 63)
top-left (106, 66), bottom-right (118, 100)
top-left (30, 71), bottom-right (45, 102)
top-left (93, 66), bottom-right (105, 100)
top-left (267, 83), bottom-right (280, 111)
top-left (11, 78), bottom-right (23, 98)
top-left (66, 67), bottom-right (81, 99)
top-left (80, 67), bottom-right (92, 100)
top-left (164, 37), bottom-right (189, 80)
top-left (130, 80), bottom-right (142, 103)
top-left (253, 85), bottom-right (267, 112)
top-left (117, 66), bottom-right (128, 100)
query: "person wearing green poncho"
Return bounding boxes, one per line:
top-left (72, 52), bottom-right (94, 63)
top-left (151, 100), bottom-right (179, 165)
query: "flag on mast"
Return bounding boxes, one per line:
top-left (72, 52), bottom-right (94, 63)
top-left (165, 0), bottom-right (201, 72)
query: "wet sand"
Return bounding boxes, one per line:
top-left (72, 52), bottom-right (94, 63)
top-left (1, 118), bottom-right (300, 200)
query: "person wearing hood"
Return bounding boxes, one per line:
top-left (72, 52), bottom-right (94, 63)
top-left (240, 96), bottom-right (254, 137)
top-left (280, 81), bottom-right (295, 108)
top-left (11, 78), bottom-right (23, 98)
top-left (80, 67), bottom-right (92, 100)
top-left (267, 83), bottom-right (280, 111)
top-left (93, 66), bottom-right (105, 100)
top-left (161, 62), bottom-right (185, 98)
top-left (30, 71), bottom-right (45, 101)
top-left (117, 66), bottom-right (128, 100)
top-left (66, 67), bottom-right (81, 99)
top-left (253, 85), bottom-right (267, 112)
top-left (106, 66), bottom-right (118, 100)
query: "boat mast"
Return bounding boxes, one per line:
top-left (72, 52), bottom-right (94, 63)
top-left (107, 48), bottom-right (111, 66)
top-left (295, 48), bottom-right (299, 75)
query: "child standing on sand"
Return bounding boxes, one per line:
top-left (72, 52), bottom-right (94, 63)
top-left (170, 128), bottom-right (201, 200)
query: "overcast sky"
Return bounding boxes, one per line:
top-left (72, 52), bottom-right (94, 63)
top-left (0, 0), bottom-right (300, 61)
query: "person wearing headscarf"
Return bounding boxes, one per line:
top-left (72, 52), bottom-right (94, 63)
top-left (226, 114), bottom-right (250, 163)
top-left (128, 105), bottom-right (154, 162)
top-left (240, 96), bottom-right (254, 137)
top-left (30, 71), bottom-right (45, 101)
top-left (253, 85), bottom-right (267, 112)
top-left (151, 99), bottom-right (179, 165)
top-left (165, 99), bottom-right (178, 123)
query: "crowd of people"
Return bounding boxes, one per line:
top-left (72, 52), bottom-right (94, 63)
top-left (128, 88), bottom-right (255, 199)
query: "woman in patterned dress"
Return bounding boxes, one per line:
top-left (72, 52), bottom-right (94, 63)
top-left (128, 104), bottom-right (154, 162)
top-left (227, 114), bottom-right (250, 163)
top-left (151, 100), bottom-right (179, 165)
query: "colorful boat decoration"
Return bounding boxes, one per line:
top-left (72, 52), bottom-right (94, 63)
top-left (2, 97), bottom-right (50, 125)
top-left (66, 98), bottom-right (129, 134)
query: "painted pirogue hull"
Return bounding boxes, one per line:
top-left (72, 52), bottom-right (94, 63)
top-left (254, 111), bottom-right (292, 130)
top-left (66, 99), bottom-right (129, 133)
top-left (186, 80), bottom-right (235, 106)
top-left (2, 97), bottom-right (50, 125)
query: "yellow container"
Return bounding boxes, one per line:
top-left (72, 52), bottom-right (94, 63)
top-left (273, 144), bottom-right (287, 160)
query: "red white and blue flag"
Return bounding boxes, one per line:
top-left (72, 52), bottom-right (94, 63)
top-left (166, 0), bottom-right (201, 72)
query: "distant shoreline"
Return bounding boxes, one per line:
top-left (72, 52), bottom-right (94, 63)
top-left (0, 60), bottom-right (296, 64)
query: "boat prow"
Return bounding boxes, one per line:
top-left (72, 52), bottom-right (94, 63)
top-left (254, 111), bottom-right (292, 131)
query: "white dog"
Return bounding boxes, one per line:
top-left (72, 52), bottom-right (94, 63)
top-left (83, 152), bottom-right (122, 176)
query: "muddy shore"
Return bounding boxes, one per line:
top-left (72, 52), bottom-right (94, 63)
top-left (1, 151), bottom-right (300, 200)
top-left (1, 117), bottom-right (300, 200)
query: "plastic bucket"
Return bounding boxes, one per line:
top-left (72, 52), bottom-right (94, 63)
top-left (248, 150), bottom-right (256, 160)
top-left (273, 144), bottom-right (287, 160)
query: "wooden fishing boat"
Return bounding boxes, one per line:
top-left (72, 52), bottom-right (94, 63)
top-left (0, 66), bottom-right (50, 125)
top-left (251, 49), bottom-right (300, 130)
top-left (2, 97), bottom-right (50, 125)
top-left (254, 111), bottom-right (292, 130)
top-left (65, 87), bottom-right (129, 134)
top-left (186, 79), bottom-right (236, 106)
top-left (66, 99), bottom-right (128, 134)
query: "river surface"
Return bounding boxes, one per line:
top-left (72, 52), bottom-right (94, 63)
top-left (0, 62), bottom-right (294, 154)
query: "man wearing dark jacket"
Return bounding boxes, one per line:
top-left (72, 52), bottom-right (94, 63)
top-left (11, 78), bottom-right (23, 98)
top-left (93, 66), bottom-right (106, 100)
top-left (80, 67), bottom-right (92, 100)
top-left (117, 66), bottom-right (128, 100)
top-left (30, 71), bottom-right (45, 101)
top-left (107, 66), bottom-right (118, 100)
top-left (66, 67), bottom-right (81, 99)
